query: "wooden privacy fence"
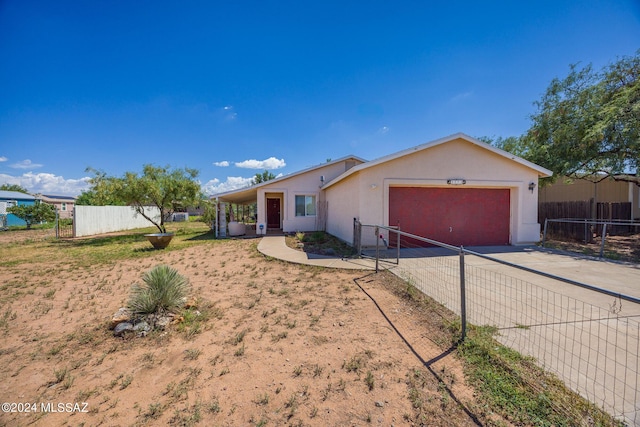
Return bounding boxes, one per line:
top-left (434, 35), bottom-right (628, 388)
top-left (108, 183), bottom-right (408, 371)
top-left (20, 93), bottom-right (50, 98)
top-left (538, 201), bottom-right (633, 241)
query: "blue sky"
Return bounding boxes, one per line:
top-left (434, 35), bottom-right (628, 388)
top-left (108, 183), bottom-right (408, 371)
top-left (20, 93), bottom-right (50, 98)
top-left (1, 1), bottom-right (638, 196)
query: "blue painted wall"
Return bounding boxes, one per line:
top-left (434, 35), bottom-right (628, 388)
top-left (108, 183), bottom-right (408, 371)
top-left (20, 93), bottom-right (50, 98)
top-left (0, 191), bottom-right (37, 227)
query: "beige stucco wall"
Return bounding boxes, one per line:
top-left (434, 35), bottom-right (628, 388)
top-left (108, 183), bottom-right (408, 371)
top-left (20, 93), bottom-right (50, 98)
top-left (325, 138), bottom-right (543, 246)
top-left (255, 159), bottom-right (362, 234)
top-left (324, 173), bottom-right (361, 244)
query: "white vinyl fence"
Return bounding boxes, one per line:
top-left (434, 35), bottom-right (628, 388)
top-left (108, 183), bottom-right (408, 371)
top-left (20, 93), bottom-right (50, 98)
top-left (74, 206), bottom-right (161, 237)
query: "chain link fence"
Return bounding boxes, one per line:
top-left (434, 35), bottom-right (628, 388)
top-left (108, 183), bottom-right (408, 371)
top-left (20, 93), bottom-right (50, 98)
top-left (356, 220), bottom-right (640, 425)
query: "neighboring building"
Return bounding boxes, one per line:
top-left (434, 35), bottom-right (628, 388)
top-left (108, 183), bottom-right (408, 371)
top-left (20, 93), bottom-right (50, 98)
top-left (214, 133), bottom-right (552, 246)
top-left (539, 177), bottom-right (640, 220)
top-left (0, 190), bottom-right (37, 227)
top-left (37, 194), bottom-right (77, 219)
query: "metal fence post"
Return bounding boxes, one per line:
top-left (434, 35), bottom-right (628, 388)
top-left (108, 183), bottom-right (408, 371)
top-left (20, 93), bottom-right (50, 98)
top-left (599, 223), bottom-right (608, 258)
top-left (396, 223), bottom-right (401, 265)
top-left (375, 226), bottom-right (379, 273)
top-left (353, 218), bottom-right (357, 248)
top-left (459, 247), bottom-right (467, 342)
top-left (584, 218), bottom-right (588, 243)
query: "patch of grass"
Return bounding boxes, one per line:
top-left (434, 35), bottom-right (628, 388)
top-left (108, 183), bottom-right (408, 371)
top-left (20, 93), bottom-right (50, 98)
top-left (343, 354), bottom-right (365, 373)
top-left (365, 371), bottom-right (375, 391)
top-left (168, 401), bottom-right (202, 427)
top-left (231, 329), bottom-right (247, 345)
top-left (144, 402), bottom-right (164, 420)
top-left (207, 396), bottom-right (221, 414)
top-left (53, 367), bottom-right (68, 384)
top-left (184, 348), bottom-right (201, 360)
top-left (234, 343), bottom-right (245, 357)
top-left (271, 331), bottom-right (288, 342)
top-left (312, 364), bottom-right (323, 378)
top-left (0, 222), bottom-right (213, 269)
top-left (254, 393), bottom-right (269, 405)
top-left (285, 393), bottom-right (298, 418)
top-left (458, 325), bottom-right (621, 426)
top-left (119, 374), bottom-right (133, 390)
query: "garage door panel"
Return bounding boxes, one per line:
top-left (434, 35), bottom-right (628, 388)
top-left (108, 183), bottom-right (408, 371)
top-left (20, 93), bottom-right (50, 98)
top-left (389, 187), bottom-right (510, 247)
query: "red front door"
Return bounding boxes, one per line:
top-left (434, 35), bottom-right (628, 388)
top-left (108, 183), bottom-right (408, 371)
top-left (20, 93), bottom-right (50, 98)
top-left (267, 198), bottom-right (281, 229)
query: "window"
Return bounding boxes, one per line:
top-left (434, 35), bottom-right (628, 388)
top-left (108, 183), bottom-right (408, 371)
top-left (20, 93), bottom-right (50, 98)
top-left (295, 195), bottom-right (316, 217)
top-left (61, 203), bottom-right (67, 211)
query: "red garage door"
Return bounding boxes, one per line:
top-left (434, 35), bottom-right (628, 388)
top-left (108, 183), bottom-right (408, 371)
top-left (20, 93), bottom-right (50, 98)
top-left (389, 187), bottom-right (510, 247)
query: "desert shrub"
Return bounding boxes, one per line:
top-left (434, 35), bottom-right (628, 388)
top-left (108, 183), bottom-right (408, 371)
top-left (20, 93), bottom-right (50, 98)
top-left (128, 265), bottom-right (190, 315)
top-left (310, 231), bottom-right (325, 242)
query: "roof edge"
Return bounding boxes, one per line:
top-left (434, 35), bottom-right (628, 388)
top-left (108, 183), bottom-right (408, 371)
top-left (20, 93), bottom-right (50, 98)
top-left (211, 154), bottom-right (367, 198)
top-left (323, 132), bottom-right (552, 189)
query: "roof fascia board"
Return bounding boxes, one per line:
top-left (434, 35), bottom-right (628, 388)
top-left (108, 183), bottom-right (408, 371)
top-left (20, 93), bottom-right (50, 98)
top-left (323, 132), bottom-right (552, 190)
top-left (211, 154), bottom-right (367, 199)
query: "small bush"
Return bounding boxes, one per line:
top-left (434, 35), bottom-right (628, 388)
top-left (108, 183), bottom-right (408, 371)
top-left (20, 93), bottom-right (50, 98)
top-left (310, 231), bottom-right (325, 242)
top-left (127, 265), bottom-right (190, 315)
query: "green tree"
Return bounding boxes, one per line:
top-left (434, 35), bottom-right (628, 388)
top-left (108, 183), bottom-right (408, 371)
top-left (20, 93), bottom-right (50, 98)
top-left (7, 200), bottom-right (56, 229)
top-left (200, 199), bottom-right (217, 230)
top-left (252, 170), bottom-right (276, 185)
top-left (113, 165), bottom-right (202, 233)
top-left (76, 167), bottom-right (127, 206)
top-left (0, 184), bottom-right (29, 193)
top-left (521, 51), bottom-right (640, 185)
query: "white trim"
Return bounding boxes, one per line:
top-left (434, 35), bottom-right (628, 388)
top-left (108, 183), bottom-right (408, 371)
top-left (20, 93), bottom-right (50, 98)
top-left (212, 155), bottom-right (367, 199)
top-left (294, 194), bottom-right (318, 217)
top-left (324, 133), bottom-right (553, 190)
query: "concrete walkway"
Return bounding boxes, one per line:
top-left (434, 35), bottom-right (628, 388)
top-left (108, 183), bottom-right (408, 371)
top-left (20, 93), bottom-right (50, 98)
top-left (257, 235), bottom-right (374, 270)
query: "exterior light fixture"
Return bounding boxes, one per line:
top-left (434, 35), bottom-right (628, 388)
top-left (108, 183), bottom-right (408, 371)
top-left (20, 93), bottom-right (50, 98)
top-left (447, 179), bottom-right (466, 185)
top-left (529, 182), bottom-right (536, 193)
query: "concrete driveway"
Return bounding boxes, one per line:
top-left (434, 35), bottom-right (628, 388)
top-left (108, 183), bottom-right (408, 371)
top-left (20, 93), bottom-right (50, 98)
top-left (376, 245), bottom-right (640, 424)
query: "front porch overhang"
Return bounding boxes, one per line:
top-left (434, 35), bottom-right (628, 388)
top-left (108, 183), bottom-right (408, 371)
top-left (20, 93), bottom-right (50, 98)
top-left (214, 186), bottom-right (258, 205)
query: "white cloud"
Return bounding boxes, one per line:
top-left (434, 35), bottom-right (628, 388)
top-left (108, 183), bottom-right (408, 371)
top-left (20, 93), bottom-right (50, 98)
top-left (10, 159), bottom-right (43, 169)
top-left (0, 172), bottom-right (91, 196)
top-left (202, 176), bottom-right (254, 195)
top-left (235, 157), bottom-right (286, 169)
top-left (378, 126), bottom-right (390, 134)
top-left (0, 156), bottom-right (7, 162)
top-left (450, 91), bottom-right (473, 103)
top-left (221, 105), bottom-right (237, 121)
top-left (213, 161), bottom-right (230, 167)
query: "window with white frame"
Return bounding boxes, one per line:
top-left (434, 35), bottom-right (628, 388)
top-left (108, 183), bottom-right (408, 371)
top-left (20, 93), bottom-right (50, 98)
top-left (295, 195), bottom-right (316, 217)
top-left (61, 203), bottom-right (67, 211)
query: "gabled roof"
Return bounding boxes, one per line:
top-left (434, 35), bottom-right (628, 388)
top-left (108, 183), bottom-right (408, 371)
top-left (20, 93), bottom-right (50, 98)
top-left (323, 132), bottom-right (553, 189)
top-left (212, 155), bottom-right (367, 203)
top-left (39, 194), bottom-right (77, 202)
top-left (0, 190), bottom-right (36, 200)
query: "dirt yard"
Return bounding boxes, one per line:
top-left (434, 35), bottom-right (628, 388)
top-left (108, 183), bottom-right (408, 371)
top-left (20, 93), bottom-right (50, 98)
top-left (0, 235), bottom-right (483, 426)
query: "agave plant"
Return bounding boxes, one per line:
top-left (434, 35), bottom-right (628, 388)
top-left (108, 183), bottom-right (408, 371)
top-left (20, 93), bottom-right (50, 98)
top-left (127, 265), bottom-right (190, 315)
